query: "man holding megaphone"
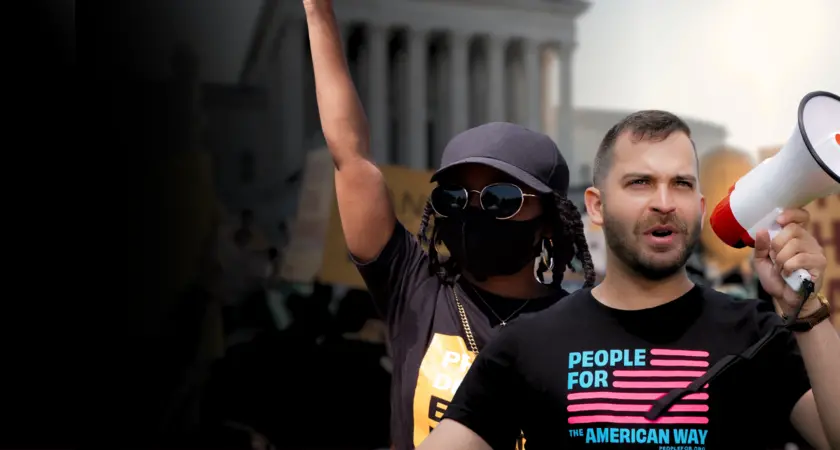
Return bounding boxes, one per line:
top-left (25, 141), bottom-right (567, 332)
top-left (416, 98), bottom-right (840, 450)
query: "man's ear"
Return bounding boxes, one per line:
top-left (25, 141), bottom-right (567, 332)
top-left (699, 194), bottom-right (706, 231)
top-left (584, 186), bottom-right (604, 226)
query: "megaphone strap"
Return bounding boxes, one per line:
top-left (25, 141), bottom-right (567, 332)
top-left (644, 326), bottom-right (784, 420)
top-left (645, 279), bottom-right (816, 421)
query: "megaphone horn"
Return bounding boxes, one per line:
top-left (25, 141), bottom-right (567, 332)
top-left (709, 90), bottom-right (840, 292)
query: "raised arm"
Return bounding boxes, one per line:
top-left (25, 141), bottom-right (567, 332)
top-left (303, 0), bottom-right (396, 262)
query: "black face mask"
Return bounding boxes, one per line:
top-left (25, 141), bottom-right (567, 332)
top-left (436, 209), bottom-right (543, 281)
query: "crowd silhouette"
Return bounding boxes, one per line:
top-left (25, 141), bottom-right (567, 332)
top-left (163, 208), bottom-right (394, 450)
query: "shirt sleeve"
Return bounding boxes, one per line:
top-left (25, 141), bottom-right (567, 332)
top-left (442, 325), bottom-right (525, 449)
top-left (352, 221), bottom-right (434, 328)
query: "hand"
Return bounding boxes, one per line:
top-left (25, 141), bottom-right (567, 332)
top-left (753, 208), bottom-right (826, 316)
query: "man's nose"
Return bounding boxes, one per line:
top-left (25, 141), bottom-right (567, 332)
top-left (650, 185), bottom-right (677, 215)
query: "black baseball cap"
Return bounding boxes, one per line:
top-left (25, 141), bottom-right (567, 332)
top-left (430, 122), bottom-right (570, 196)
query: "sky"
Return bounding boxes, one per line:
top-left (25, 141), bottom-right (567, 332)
top-left (574, 0), bottom-right (840, 156)
top-left (173, 0), bottom-right (839, 158)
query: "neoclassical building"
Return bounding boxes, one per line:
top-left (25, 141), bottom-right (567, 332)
top-left (239, 0), bottom-right (588, 175)
top-left (204, 0), bottom-right (727, 246)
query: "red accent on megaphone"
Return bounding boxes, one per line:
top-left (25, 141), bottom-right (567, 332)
top-left (835, 133), bottom-right (840, 146)
top-left (709, 189), bottom-right (755, 249)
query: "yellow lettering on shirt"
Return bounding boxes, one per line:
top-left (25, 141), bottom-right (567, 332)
top-left (412, 333), bottom-right (525, 449)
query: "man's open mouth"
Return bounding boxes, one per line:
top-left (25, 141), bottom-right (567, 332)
top-left (646, 225), bottom-right (677, 238)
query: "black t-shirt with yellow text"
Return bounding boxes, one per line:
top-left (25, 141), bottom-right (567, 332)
top-left (354, 222), bottom-right (566, 450)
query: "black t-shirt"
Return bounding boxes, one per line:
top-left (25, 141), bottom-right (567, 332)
top-left (443, 285), bottom-right (812, 450)
top-left (354, 222), bottom-right (567, 450)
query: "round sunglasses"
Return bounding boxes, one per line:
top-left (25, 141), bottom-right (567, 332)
top-left (430, 182), bottom-right (538, 220)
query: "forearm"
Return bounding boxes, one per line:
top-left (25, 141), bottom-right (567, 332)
top-left (795, 320), bottom-right (840, 447)
top-left (304, 3), bottom-right (370, 167)
top-left (417, 419), bottom-right (492, 450)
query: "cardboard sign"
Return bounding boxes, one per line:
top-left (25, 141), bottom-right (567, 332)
top-left (699, 147), bottom-right (756, 277)
top-left (317, 165), bottom-right (437, 289)
top-left (808, 195), bottom-right (840, 330)
top-left (280, 148), bottom-right (336, 283)
top-left (279, 149), bottom-right (438, 289)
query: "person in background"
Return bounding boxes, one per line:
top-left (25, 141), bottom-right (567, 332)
top-left (235, 209), bottom-right (254, 248)
top-left (218, 208), bottom-right (270, 337)
top-left (277, 222), bottom-right (289, 249)
top-left (200, 287), bottom-right (334, 449)
top-left (266, 247), bottom-right (279, 279)
top-left (303, 1), bottom-right (595, 448)
top-left (418, 110), bottom-right (838, 450)
top-left (283, 284), bottom-right (335, 346)
top-left (314, 289), bottom-right (392, 450)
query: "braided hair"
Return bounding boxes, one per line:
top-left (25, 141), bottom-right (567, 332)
top-left (416, 191), bottom-right (597, 288)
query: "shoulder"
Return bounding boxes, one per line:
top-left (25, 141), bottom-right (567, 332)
top-left (698, 285), bottom-right (775, 315)
top-left (535, 287), bottom-right (594, 317)
top-left (697, 285), bottom-right (782, 336)
top-left (494, 288), bottom-right (593, 345)
top-left (352, 221), bottom-right (427, 266)
top-left (519, 287), bottom-right (593, 325)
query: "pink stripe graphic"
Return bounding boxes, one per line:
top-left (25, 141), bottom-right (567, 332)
top-left (650, 359), bottom-right (709, 367)
top-left (613, 370), bottom-right (705, 377)
top-left (613, 381), bottom-right (691, 389)
top-left (650, 349), bottom-right (709, 358)
top-left (567, 403), bottom-right (709, 413)
top-left (567, 391), bottom-right (709, 401)
top-left (613, 381), bottom-right (710, 389)
top-left (568, 415), bottom-right (709, 425)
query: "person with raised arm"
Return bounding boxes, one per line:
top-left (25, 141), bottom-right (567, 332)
top-left (303, 1), bottom-right (596, 449)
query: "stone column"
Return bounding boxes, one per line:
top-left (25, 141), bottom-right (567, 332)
top-left (523, 39), bottom-right (542, 133)
top-left (405, 27), bottom-right (428, 169)
top-left (557, 42), bottom-right (575, 182)
top-left (367, 24), bottom-right (390, 163)
top-left (278, 19), bottom-right (305, 174)
top-left (486, 35), bottom-right (506, 122)
top-left (449, 32), bottom-right (470, 137)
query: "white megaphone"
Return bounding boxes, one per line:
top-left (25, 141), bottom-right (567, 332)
top-left (709, 90), bottom-right (840, 292)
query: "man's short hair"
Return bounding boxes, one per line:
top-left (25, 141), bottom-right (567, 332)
top-left (592, 110), bottom-right (695, 188)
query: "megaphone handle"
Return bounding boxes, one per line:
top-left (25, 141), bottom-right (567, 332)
top-left (767, 221), bottom-right (812, 293)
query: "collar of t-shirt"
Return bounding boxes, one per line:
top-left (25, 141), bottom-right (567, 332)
top-left (457, 279), bottom-right (567, 323)
top-left (583, 285), bottom-right (705, 343)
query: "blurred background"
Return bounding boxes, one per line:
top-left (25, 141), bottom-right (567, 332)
top-left (82, 0), bottom-right (839, 448)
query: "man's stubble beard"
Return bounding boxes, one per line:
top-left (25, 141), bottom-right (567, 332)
top-left (601, 204), bottom-right (702, 281)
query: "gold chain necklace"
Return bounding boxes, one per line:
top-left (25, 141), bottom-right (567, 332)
top-left (452, 286), bottom-right (479, 353)
top-left (451, 286), bottom-right (525, 450)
